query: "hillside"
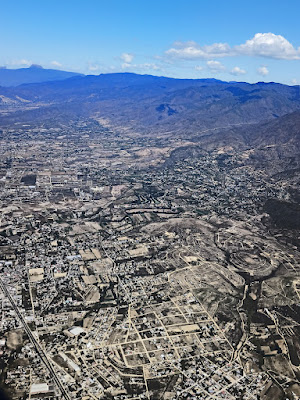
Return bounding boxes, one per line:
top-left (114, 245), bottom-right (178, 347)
top-left (0, 73), bottom-right (300, 136)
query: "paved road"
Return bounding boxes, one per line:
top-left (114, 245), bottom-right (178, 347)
top-left (0, 278), bottom-right (71, 400)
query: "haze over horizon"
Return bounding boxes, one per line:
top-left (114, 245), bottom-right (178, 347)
top-left (1, 0), bottom-right (300, 85)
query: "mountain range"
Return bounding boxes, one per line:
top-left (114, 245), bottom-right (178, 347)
top-left (0, 65), bottom-right (82, 87)
top-left (1, 71), bottom-right (300, 137)
top-left (0, 70), bottom-right (299, 160)
top-left (0, 69), bottom-right (300, 232)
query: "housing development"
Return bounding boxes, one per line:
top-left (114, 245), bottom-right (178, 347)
top-left (0, 117), bottom-right (299, 399)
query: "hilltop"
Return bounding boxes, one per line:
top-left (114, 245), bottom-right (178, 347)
top-left (0, 65), bottom-right (83, 87)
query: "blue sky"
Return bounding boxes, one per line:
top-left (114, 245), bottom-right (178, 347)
top-left (1, 0), bottom-right (300, 84)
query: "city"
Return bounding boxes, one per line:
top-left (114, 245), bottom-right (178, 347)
top-left (0, 119), bottom-right (299, 399)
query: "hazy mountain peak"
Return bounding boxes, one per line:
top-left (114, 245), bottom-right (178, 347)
top-left (0, 66), bottom-right (83, 87)
top-left (29, 64), bottom-right (44, 69)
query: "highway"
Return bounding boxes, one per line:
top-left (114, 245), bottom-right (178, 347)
top-left (0, 278), bottom-right (71, 400)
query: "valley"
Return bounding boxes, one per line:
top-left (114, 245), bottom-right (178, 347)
top-left (0, 86), bottom-right (299, 399)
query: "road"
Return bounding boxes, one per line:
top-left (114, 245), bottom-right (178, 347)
top-left (0, 278), bottom-right (71, 400)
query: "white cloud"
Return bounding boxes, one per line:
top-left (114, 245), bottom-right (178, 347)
top-left (165, 33), bottom-right (300, 60)
top-left (237, 33), bottom-right (300, 60)
top-left (166, 41), bottom-right (231, 59)
top-left (257, 66), bottom-right (269, 76)
top-left (230, 66), bottom-right (246, 76)
top-left (87, 63), bottom-right (119, 73)
top-left (142, 63), bottom-right (160, 71)
top-left (120, 53), bottom-right (134, 63)
top-left (121, 62), bottom-right (161, 72)
top-left (195, 65), bottom-right (204, 71)
top-left (291, 78), bottom-right (299, 85)
top-left (11, 59), bottom-right (32, 66)
top-left (88, 64), bottom-right (101, 72)
top-left (121, 62), bottom-right (131, 69)
top-left (50, 60), bottom-right (62, 67)
top-left (206, 60), bottom-right (226, 72)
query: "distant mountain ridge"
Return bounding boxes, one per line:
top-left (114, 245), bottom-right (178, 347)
top-left (0, 65), bottom-right (83, 87)
top-left (1, 72), bottom-right (300, 141)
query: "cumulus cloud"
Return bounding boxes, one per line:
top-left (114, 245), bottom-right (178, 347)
top-left (230, 66), bottom-right (246, 76)
top-left (50, 60), bottom-right (62, 67)
top-left (195, 65), bottom-right (204, 71)
top-left (237, 33), bottom-right (300, 60)
top-left (206, 60), bottom-right (225, 72)
top-left (257, 66), bottom-right (269, 76)
top-left (165, 33), bottom-right (300, 60)
top-left (120, 53), bottom-right (134, 63)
